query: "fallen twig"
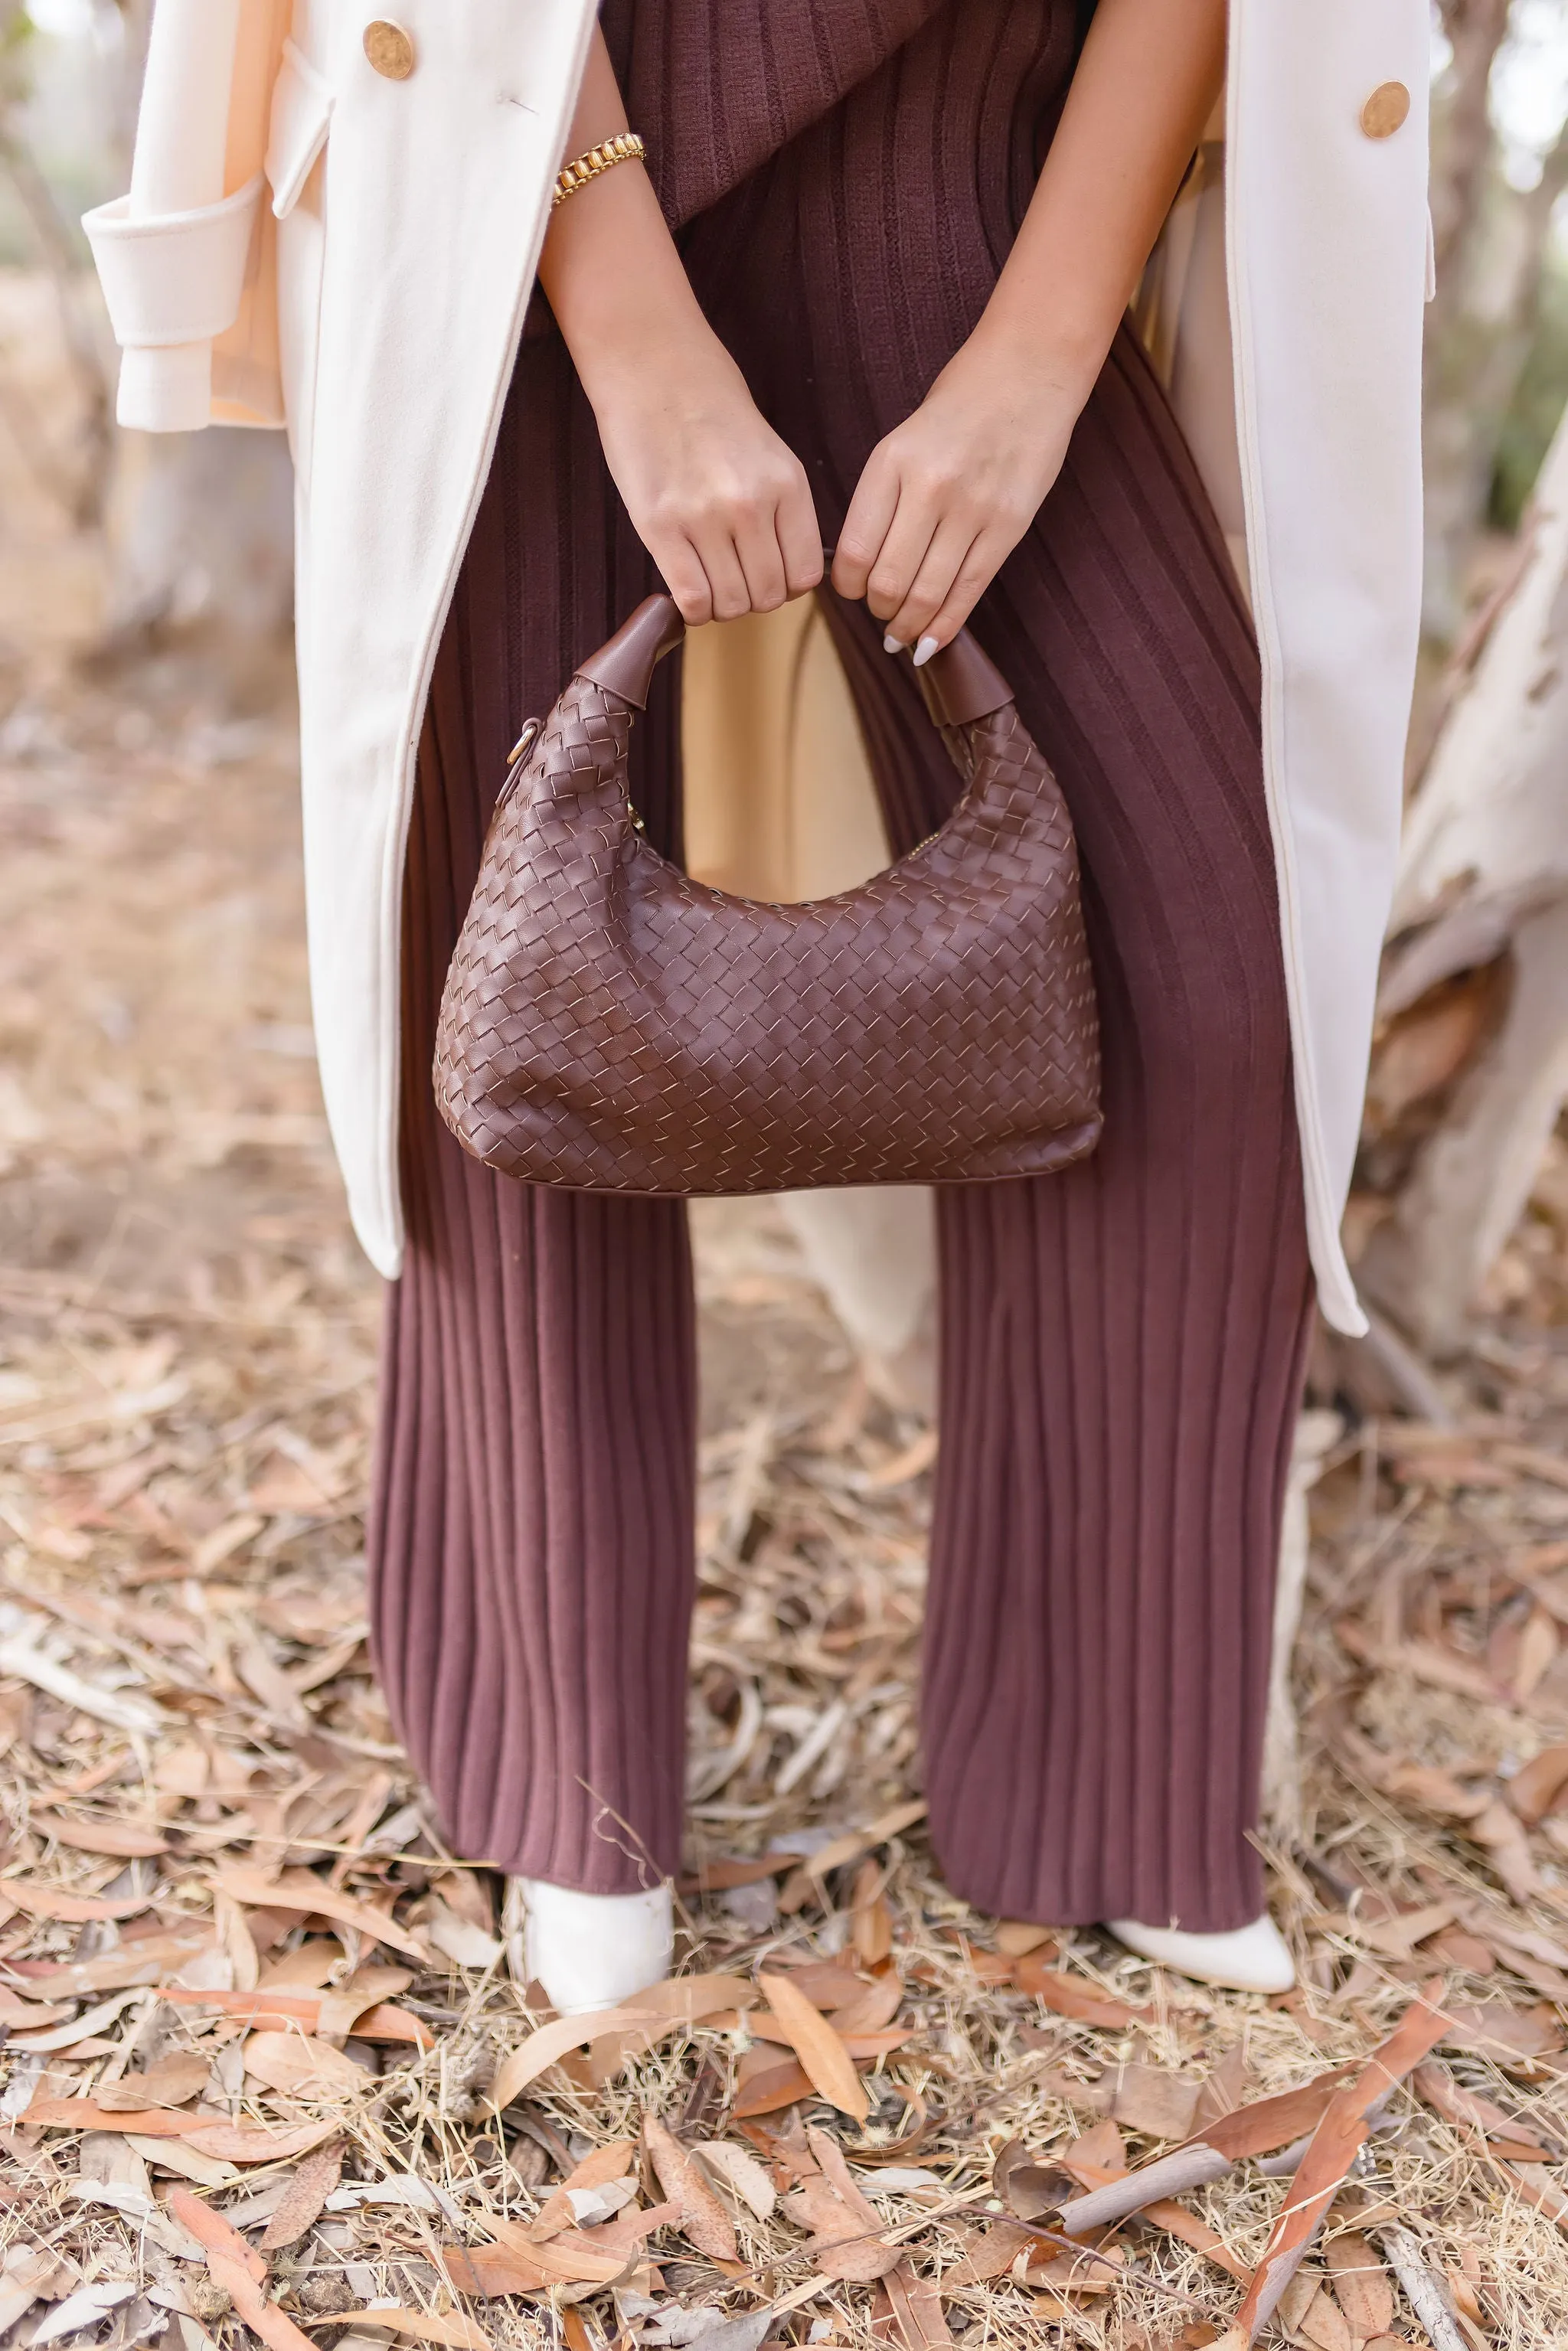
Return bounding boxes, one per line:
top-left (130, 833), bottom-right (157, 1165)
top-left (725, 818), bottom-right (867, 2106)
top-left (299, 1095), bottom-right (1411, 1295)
top-left (1374, 2225), bottom-right (1469, 2351)
top-left (1214, 1987), bottom-right (1450, 2348)
top-left (1058, 2065), bottom-right (1361, 2234)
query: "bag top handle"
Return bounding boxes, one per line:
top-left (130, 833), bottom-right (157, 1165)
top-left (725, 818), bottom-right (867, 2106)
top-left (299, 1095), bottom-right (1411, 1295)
top-left (575, 587), bottom-right (1015, 729)
top-left (575, 593), bottom-right (687, 708)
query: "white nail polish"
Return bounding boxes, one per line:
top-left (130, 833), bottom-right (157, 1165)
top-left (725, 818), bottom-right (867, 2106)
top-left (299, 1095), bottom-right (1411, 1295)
top-left (883, 632), bottom-right (903, 654)
top-left (913, 635), bottom-right (939, 668)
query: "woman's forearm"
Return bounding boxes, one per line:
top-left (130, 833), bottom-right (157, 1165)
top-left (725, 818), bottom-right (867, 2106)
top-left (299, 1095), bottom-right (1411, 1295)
top-left (534, 30), bottom-right (822, 623)
top-left (536, 31), bottom-right (711, 397)
top-left (834, 0), bottom-right (1227, 649)
top-left (978, 0), bottom-right (1226, 396)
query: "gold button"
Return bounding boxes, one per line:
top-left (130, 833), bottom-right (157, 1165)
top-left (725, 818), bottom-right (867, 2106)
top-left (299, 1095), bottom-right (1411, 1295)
top-left (1360, 80), bottom-right (1410, 139)
top-left (363, 19), bottom-right (415, 79)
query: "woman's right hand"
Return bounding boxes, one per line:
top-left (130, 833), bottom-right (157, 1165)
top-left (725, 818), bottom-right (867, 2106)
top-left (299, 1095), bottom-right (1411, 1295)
top-left (583, 335), bottom-right (823, 625)
top-left (537, 31), bottom-right (820, 626)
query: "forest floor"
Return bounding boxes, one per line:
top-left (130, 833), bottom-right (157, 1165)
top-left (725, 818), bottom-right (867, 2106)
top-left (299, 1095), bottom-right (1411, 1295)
top-left (2, 305), bottom-right (1568, 2351)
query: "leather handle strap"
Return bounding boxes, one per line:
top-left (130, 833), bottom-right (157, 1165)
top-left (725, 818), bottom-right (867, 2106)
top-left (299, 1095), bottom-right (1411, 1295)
top-left (574, 593), bottom-right (687, 709)
top-left (911, 630), bottom-right (1014, 727)
top-left (574, 584), bottom-right (1015, 727)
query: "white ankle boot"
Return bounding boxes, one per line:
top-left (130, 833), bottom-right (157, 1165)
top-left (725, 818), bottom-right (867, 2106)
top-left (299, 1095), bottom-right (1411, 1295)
top-left (519, 1878), bottom-right (675, 2015)
top-left (1106, 1913), bottom-right (1295, 1993)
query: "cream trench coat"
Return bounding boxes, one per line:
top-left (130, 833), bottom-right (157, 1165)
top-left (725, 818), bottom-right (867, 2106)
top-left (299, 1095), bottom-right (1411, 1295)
top-left (84, 0), bottom-right (1432, 1337)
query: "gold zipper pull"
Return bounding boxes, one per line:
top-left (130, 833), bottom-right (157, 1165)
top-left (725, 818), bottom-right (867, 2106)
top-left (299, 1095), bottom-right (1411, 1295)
top-left (495, 717), bottom-right (542, 812)
top-left (506, 717), bottom-right (542, 767)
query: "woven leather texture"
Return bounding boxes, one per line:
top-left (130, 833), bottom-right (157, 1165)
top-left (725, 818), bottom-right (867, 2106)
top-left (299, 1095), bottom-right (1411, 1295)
top-left (434, 612), bottom-right (1102, 1195)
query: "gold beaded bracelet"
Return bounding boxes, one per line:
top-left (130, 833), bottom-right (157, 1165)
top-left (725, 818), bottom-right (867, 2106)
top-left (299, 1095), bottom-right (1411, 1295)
top-left (552, 131), bottom-right (647, 209)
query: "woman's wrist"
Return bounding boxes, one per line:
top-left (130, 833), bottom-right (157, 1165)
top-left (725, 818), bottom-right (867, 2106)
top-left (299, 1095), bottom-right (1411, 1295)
top-left (540, 143), bottom-right (734, 420)
top-left (959, 302), bottom-right (1108, 420)
top-left (565, 274), bottom-right (743, 429)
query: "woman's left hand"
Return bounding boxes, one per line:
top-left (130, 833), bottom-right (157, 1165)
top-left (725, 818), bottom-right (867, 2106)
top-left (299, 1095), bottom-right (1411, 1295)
top-left (831, 332), bottom-right (1087, 660)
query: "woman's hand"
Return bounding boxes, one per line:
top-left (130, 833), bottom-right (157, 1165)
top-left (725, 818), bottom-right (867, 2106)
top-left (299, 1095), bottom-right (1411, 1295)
top-left (831, 333), bottom-right (1085, 660)
top-left (835, 0), bottom-right (1226, 658)
top-left (585, 335), bottom-right (822, 626)
top-left (537, 28), bottom-right (821, 627)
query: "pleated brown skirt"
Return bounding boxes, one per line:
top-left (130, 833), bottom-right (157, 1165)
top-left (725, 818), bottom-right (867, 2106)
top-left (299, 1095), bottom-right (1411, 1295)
top-left (368, 0), bottom-right (1314, 1929)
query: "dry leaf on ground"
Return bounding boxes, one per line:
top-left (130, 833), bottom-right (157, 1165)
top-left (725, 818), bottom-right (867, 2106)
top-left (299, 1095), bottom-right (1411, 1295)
top-left (759, 1971), bottom-right (868, 2121)
top-left (319, 2310), bottom-right (490, 2349)
top-left (946, 2219), bottom-right (1035, 2284)
top-left (94, 2052), bottom-right (209, 2111)
top-left (259, 2142), bottom-right (345, 2251)
top-left (1323, 2231), bottom-right (1396, 2341)
top-left (1508, 1742), bottom-right (1568, 1822)
top-left (167, 2186), bottom-right (316, 2351)
top-left (1111, 2062), bottom-right (1200, 2140)
top-left (694, 2139), bottom-right (779, 2221)
top-left (830, 1971), bottom-right (906, 2036)
top-left (1059, 2064), bottom-right (1364, 2232)
top-left (1498, 2161), bottom-right (1568, 2231)
top-left (0, 1878), bottom-right (157, 1924)
top-left (1413, 2059), bottom-right (1560, 2157)
top-left (524, 2139), bottom-right (635, 2238)
top-left (485, 2212), bottom-right (641, 2287)
top-left (642, 2114), bottom-right (739, 2261)
top-left (880, 2256), bottom-right (955, 2349)
top-left (214, 1865), bottom-right (433, 1963)
top-left (1141, 2199), bottom-right (1250, 2283)
top-left (14, 1931), bottom-right (216, 1997)
top-left (1014, 1953), bottom-right (1150, 2029)
top-left (243, 2029), bottom-right (368, 2098)
top-left (488, 1974), bottom-right (753, 2109)
top-left (773, 2126), bottom-right (901, 2281)
top-left (35, 1814), bottom-right (168, 1857)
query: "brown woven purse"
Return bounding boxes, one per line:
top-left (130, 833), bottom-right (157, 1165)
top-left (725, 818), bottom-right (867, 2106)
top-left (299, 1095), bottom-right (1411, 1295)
top-left (433, 593), bottom-right (1101, 1193)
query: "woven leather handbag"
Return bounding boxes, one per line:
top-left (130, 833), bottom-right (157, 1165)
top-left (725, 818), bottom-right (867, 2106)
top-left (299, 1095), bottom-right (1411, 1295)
top-left (433, 593), bottom-right (1101, 1194)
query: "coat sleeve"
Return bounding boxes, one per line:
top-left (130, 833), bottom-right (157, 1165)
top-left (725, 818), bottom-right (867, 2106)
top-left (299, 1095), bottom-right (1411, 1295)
top-left (83, 0), bottom-right (283, 433)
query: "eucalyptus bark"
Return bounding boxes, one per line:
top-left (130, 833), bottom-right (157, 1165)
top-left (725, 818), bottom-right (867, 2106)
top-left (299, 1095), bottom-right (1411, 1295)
top-left (1359, 403), bottom-right (1568, 1355)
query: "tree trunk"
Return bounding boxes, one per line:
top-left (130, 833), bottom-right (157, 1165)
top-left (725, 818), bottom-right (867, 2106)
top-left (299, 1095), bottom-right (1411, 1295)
top-left (87, 0), bottom-right (296, 651)
top-left (102, 427), bottom-right (295, 650)
top-left (1429, 0), bottom-right (1514, 288)
top-left (1419, 0), bottom-right (1563, 640)
top-left (1357, 401), bottom-right (1568, 1356)
top-left (1421, 122), bottom-right (1568, 638)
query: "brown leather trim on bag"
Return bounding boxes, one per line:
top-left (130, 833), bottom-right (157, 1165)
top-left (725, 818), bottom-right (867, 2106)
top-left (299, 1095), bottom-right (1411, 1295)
top-left (574, 593), bottom-right (686, 708)
top-left (915, 631), bottom-right (1014, 726)
top-left (576, 580), bottom-right (1015, 728)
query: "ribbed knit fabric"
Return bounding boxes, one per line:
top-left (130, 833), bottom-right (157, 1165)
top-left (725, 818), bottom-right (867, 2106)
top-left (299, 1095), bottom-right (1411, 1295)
top-left (368, 0), bottom-right (1315, 1925)
top-left (371, 357), bottom-right (697, 1892)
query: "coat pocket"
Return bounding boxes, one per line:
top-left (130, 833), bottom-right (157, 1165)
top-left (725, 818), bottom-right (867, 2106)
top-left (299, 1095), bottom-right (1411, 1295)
top-left (266, 40), bottom-right (334, 220)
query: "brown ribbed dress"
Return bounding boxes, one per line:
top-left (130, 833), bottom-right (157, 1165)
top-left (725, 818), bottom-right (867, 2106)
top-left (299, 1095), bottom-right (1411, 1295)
top-left (368, 0), bottom-right (1315, 1930)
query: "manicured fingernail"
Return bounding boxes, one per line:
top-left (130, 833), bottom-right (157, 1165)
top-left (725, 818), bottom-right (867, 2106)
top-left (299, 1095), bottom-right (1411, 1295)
top-left (883, 632), bottom-right (903, 654)
top-left (913, 635), bottom-right (939, 668)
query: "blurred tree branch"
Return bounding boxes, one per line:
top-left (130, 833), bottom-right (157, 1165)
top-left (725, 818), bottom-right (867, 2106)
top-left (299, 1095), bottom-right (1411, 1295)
top-left (1422, 0), bottom-right (1568, 637)
top-left (1429, 0), bottom-right (1515, 293)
